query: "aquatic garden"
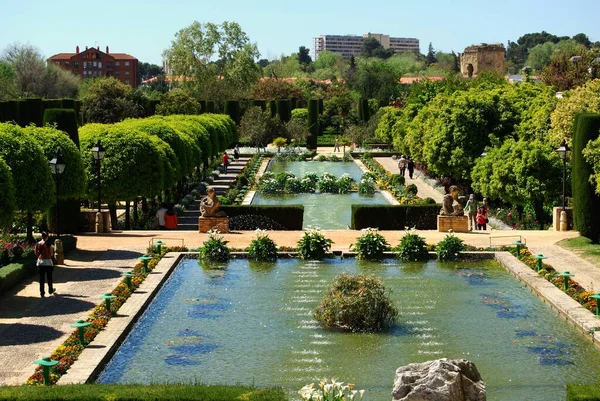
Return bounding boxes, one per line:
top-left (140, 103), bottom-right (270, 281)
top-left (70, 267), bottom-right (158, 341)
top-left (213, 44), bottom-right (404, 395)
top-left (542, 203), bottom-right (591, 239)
top-left (97, 256), bottom-right (600, 401)
top-left (251, 161), bottom-right (389, 229)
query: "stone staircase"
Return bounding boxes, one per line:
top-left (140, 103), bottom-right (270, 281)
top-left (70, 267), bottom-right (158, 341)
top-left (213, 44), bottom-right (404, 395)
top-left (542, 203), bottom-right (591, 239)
top-left (177, 157), bottom-right (250, 231)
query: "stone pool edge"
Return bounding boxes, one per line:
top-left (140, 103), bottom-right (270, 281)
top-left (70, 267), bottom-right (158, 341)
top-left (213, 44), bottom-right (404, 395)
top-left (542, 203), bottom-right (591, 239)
top-left (58, 252), bottom-right (186, 385)
top-left (494, 251), bottom-right (600, 347)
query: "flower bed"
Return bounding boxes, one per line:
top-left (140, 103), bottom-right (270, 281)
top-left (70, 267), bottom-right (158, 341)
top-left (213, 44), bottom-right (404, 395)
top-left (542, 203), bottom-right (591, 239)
top-left (26, 245), bottom-right (188, 385)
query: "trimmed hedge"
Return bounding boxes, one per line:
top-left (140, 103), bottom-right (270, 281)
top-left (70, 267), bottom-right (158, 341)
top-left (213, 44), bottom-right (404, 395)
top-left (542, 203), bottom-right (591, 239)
top-left (307, 99), bottom-right (319, 150)
top-left (351, 204), bottom-right (440, 230)
top-left (25, 98), bottom-right (44, 126)
top-left (221, 205), bottom-right (304, 230)
top-left (198, 100), bottom-right (206, 114)
top-left (206, 101), bottom-right (215, 113)
top-left (0, 384), bottom-right (286, 401)
top-left (573, 113), bottom-right (600, 242)
top-left (251, 99), bottom-right (267, 112)
top-left (567, 384), bottom-right (600, 400)
top-left (225, 100), bottom-right (240, 125)
top-left (276, 99), bottom-right (291, 123)
top-left (43, 108), bottom-right (80, 148)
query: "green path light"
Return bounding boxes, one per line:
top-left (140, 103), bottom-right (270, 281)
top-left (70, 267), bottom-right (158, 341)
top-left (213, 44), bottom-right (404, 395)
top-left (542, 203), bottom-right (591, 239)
top-left (139, 255), bottom-right (153, 274)
top-left (33, 357), bottom-right (58, 385)
top-left (512, 240), bottom-right (523, 259)
top-left (154, 240), bottom-right (165, 254)
top-left (100, 293), bottom-right (117, 312)
top-left (70, 319), bottom-right (91, 345)
top-left (534, 254), bottom-right (547, 271)
top-left (123, 272), bottom-right (134, 288)
top-left (590, 294), bottom-right (600, 316)
top-left (558, 271), bottom-right (575, 291)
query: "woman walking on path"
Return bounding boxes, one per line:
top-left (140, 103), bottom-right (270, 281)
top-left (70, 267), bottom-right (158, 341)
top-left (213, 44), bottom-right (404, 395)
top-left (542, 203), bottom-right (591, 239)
top-left (222, 151), bottom-right (229, 174)
top-left (34, 232), bottom-right (55, 298)
top-left (407, 158), bottom-right (415, 179)
top-left (397, 155), bottom-right (407, 177)
top-left (464, 194), bottom-right (478, 231)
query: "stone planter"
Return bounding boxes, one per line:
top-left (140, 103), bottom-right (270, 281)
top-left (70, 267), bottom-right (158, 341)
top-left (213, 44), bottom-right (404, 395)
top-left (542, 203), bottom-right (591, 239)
top-left (437, 215), bottom-right (469, 233)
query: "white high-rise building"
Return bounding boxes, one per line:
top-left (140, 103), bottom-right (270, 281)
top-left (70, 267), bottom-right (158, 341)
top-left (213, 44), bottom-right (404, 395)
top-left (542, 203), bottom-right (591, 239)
top-left (313, 33), bottom-right (419, 58)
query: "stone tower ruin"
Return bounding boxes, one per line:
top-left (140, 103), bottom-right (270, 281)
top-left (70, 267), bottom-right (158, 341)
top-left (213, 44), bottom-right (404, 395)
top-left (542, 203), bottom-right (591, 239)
top-left (460, 44), bottom-right (505, 78)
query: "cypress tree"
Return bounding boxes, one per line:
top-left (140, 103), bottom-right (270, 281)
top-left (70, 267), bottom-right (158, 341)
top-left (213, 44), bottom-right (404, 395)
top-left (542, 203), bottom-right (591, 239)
top-left (25, 98), bottom-right (44, 126)
top-left (224, 100), bottom-right (240, 125)
top-left (572, 113), bottom-right (600, 241)
top-left (206, 101), bottom-right (215, 113)
top-left (199, 100), bottom-right (207, 114)
top-left (290, 97), bottom-right (297, 110)
top-left (252, 100), bottom-right (267, 112)
top-left (361, 98), bottom-right (370, 122)
top-left (276, 99), bottom-right (291, 122)
top-left (2, 101), bottom-right (19, 124)
top-left (307, 99), bottom-right (319, 150)
top-left (269, 100), bottom-right (277, 118)
top-left (16, 101), bottom-right (26, 127)
top-left (61, 98), bottom-right (75, 110)
top-left (43, 108), bottom-right (80, 148)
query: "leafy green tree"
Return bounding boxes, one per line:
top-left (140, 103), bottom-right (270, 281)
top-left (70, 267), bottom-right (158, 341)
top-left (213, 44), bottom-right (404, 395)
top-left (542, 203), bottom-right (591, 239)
top-left (351, 58), bottom-right (400, 105)
top-left (0, 157), bottom-right (16, 227)
top-left (0, 61), bottom-right (18, 100)
top-left (506, 31), bottom-right (564, 70)
top-left (251, 78), bottom-right (303, 100)
top-left (137, 62), bottom-right (164, 85)
top-left (42, 64), bottom-right (80, 99)
top-left (156, 89), bottom-right (200, 115)
top-left (298, 46), bottom-right (312, 71)
top-left (163, 21), bottom-right (260, 100)
top-left (239, 106), bottom-right (281, 149)
top-left (374, 106), bottom-right (403, 142)
top-left (541, 46), bottom-right (597, 90)
top-left (2, 43), bottom-right (46, 96)
top-left (471, 138), bottom-right (562, 228)
top-left (548, 78), bottom-right (600, 147)
top-left (573, 33), bottom-right (592, 47)
top-left (0, 123), bottom-right (54, 240)
top-left (361, 37), bottom-right (392, 59)
top-left (524, 42), bottom-right (557, 71)
top-left (81, 77), bottom-right (142, 123)
top-left (425, 42), bottom-right (437, 65)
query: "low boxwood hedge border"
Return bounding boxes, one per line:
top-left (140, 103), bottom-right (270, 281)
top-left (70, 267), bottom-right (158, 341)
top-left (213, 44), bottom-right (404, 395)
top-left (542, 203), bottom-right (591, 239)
top-left (0, 235), bottom-right (77, 295)
top-left (0, 384), bottom-right (286, 401)
top-left (567, 384), bottom-right (600, 400)
top-left (221, 205), bottom-right (304, 230)
top-left (351, 204), bottom-right (440, 230)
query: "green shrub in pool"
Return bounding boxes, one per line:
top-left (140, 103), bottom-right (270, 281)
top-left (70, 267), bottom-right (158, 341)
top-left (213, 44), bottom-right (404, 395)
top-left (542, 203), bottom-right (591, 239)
top-left (350, 228), bottom-right (390, 260)
top-left (317, 172), bottom-right (338, 193)
top-left (199, 230), bottom-right (231, 262)
top-left (248, 230), bottom-right (278, 262)
top-left (436, 233), bottom-right (466, 261)
top-left (336, 174), bottom-right (355, 194)
top-left (297, 228), bottom-right (333, 260)
top-left (314, 273), bottom-right (398, 332)
top-left (395, 229), bottom-right (429, 262)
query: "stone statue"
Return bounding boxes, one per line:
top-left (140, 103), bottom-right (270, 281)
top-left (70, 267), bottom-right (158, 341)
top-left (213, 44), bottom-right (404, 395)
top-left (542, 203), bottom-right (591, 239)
top-left (440, 185), bottom-right (467, 216)
top-left (200, 187), bottom-right (226, 218)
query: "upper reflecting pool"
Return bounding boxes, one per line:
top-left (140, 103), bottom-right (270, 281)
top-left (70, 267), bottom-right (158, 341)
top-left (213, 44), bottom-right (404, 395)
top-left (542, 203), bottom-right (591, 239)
top-left (98, 257), bottom-right (600, 401)
top-left (252, 161), bottom-right (390, 229)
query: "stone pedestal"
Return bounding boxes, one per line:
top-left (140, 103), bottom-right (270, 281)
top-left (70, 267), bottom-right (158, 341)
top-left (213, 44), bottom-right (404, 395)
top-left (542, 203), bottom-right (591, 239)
top-left (199, 216), bottom-right (230, 233)
top-left (552, 207), bottom-right (573, 231)
top-left (437, 215), bottom-right (469, 233)
top-left (53, 239), bottom-right (64, 265)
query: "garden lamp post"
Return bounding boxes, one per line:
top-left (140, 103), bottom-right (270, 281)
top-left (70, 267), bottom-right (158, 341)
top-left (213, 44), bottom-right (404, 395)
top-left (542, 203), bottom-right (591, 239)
top-left (91, 141), bottom-right (106, 233)
top-left (48, 149), bottom-right (66, 235)
top-left (556, 139), bottom-right (570, 231)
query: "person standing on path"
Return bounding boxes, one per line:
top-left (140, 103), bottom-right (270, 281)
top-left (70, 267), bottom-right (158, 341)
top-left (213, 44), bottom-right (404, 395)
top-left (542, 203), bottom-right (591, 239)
top-left (334, 138), bottom-right (340, 152)
top-left (233, 144), bottom-right (240, 160)
top-left (464, 194), bottom-right (478, 231)
top-left (476, 206), bottom-right (488, 231)
top-left (407, 158), bottom-right (415, 179)
top-left (156, 202), bottom-right (167, 230)
top-left (222, 151), bottom-right (229, 174)
top-left (397, 155), bottom-right (407, 177)
top-left (34, 232), bottom-right (55, 298)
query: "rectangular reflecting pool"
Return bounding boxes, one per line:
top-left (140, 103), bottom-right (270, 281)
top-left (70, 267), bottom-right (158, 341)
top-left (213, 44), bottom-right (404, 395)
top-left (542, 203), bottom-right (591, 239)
top-left (252, 161), bottom-right (390, 229)
top-left (97, 258), bottom-right (600, 401)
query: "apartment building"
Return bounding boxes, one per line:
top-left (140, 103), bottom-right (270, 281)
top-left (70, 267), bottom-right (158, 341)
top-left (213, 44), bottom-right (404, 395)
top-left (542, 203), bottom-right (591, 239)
top-left (313, 33), bottom-right (419, 58)
top-left (47, 46), bottom-right (138, 88)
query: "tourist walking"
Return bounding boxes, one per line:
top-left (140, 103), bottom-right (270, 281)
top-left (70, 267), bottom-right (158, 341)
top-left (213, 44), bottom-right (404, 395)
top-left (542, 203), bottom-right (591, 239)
top-left (397, 155), bottom-right (407, 177)
top-left (164, 205), bottom-right (178, 230)
top-left (464, 194), bottom-right (478, 231)
top-left (407, 158), bottom-right (415, 179)
top-left (156, 202), bottom-right (168, 230)
top-left (476, 206), bottom-right (488, 231)
top-left (34, 232), bottom-right (55, 298)
top-left (233, 144), bottom-right (240, 160)
top-left (334, 138), bottom-right (340, 152)
top-left (222, 151), bottom-right (229, 174)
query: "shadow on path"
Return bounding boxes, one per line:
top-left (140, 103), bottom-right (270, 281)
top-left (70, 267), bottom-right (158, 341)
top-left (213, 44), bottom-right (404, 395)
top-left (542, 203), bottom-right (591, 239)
top-left (0, 323), bottom-right (64, 346)
top-left (66, 249), bottom-right (145, 263)
top-left (0, 295), bottom-right (97, 318)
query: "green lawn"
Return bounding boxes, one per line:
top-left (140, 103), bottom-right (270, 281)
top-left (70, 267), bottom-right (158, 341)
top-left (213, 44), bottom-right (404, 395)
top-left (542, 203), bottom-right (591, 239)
top-left (0, 384), bottom-right (287, 401)
top-left (557, 236), bottom-right (600, 267)
top-left (567, 383), bottom-right (600, 400)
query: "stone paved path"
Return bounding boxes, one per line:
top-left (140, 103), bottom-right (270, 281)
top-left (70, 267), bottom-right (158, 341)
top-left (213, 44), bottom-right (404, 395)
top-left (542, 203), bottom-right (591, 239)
top-left (0, 247), bottom-right (145, 385)
top-left (374, 157), bottom-right (444, 202)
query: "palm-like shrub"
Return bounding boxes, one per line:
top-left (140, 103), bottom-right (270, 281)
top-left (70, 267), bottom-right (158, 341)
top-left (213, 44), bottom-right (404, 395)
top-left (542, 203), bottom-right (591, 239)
top-left (297, 228), bottom-right (333, 260)
top-left (436, 233), bottom-right (466, 261)
top-left (350, 228), bottom-right (390, 260)
top-left (395, 229), bottom-right (429, 262)
top-left (314, 273), bottom-right (398, 332)
top-left (358, 175), bottom-right (376, 195)
top-left (248, 229), bottom-right (278, 262)
top-left (318, 173), bottom-right (338, 193)
top-left (199, 230), bottom-right (231, 262)
top-left (337, 174), bottom-right (355, 194)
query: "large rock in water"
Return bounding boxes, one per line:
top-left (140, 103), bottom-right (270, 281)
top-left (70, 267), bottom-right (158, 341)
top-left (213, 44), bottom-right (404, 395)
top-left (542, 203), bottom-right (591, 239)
top-left (392, 359), bottom-right (486, 401)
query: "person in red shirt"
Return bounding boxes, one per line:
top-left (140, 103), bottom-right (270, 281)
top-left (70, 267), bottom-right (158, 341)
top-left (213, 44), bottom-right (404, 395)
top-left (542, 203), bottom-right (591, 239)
top-left (164, 205), bottom-right (178, 230)
top-left (476, 206), bottom-right (488, 231)
top-left (34, 232), bottom-right (56, 297)
top-left (222, 151), bottom-right (229, 174)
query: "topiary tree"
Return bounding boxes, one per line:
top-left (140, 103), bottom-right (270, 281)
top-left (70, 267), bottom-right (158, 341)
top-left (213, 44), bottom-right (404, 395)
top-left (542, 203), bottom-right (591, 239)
top-left (43, 108), bottom-right (80, 148)
top-left (573, 113), bottom-right (600, 242)
top-left (0, 123), bottom-right (54, 241)
top-left (272, 137), bottom-right (287, 152)
top-left (0, 157), bottom-right (16, 228)
top-left (314, 273), bottom-right (398, 332)
top-left (23, 125), bottom-right (87, 233)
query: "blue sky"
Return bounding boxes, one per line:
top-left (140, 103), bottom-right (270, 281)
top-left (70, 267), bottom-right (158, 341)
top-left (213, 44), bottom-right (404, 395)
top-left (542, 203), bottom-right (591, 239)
top-left (1, 0), bottom-right (599, 64)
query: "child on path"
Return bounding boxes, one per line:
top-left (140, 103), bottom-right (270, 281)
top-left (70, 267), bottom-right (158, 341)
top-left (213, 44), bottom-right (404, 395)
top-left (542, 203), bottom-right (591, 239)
top-left (222, 151), bottom-right (229, 174)
top-left (476, 206), bottom-right (488, 231)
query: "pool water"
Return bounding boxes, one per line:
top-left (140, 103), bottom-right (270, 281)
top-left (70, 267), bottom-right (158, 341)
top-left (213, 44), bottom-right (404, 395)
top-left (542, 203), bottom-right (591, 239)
top-left (252, 161), bottom-right (390, 229)
top-left (98, 258), bottom-right (600, 400)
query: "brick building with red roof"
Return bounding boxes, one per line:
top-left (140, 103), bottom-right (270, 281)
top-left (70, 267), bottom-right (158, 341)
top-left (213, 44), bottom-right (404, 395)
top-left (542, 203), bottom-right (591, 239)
top-left (47, 45), bottom-right (138, 88)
